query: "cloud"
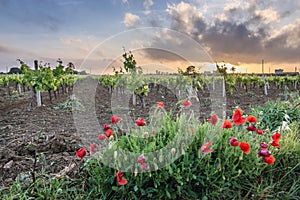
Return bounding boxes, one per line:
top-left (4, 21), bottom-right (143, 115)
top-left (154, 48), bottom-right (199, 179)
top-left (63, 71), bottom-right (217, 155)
top-left (124, 13), bottom-right (141, 28)
top-left (0, 44), bottom-right (15, 54)
top-left (263, 19), bottom-right (300, 63)
top-left (166, 2), bottom-right (206, 38)
top-left (60, 38), bottom-right (82, 45)
top-left (164, 1), bottom-right (300, 65)
top-left (254, 9), bottom-right (279, 24)
top-left (268, 19), bottom-right (300, 49)
top-left (143, 0), bottom-right (153, 14)
top-left (0, 44), bottom-right (30, 55)
top-left (144, 0), bottom-right (153, 9)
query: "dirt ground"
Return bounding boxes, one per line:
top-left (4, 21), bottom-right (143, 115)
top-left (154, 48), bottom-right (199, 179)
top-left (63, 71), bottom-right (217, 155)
top-left (0, 80), bottom-right (299, 188)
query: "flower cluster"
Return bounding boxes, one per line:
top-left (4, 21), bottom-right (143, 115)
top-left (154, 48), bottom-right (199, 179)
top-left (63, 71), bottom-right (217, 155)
top-left (75, 115), bottom-right (123, 160)
top-left (75, 103), bottom-right (282, 188)
top-left (209, 108), bottom-right (282, 165)
top-left (75, 112), bottom-right (154, 186)
top-left (257, 132), bottom-right (282, 165)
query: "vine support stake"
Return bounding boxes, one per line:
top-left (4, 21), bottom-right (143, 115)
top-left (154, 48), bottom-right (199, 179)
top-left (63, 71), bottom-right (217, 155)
top-left (262, 59), bottom-right (268, 96)
top-left (34, 60), bottom-right (42, 107)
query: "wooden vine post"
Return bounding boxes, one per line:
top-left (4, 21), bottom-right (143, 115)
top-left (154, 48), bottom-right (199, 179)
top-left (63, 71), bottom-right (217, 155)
top-left (30, 60), bottom-right (41, 110)
top-left (262, 59), bottom-right (268, 96)
top-left (35, 60), bottom-right (42, 107)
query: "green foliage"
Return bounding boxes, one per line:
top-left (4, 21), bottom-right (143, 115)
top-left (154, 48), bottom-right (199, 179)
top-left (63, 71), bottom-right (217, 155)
top-left (250, 93), bottom-right (300, 131)
top-left (98, 74), bottom-right (121, 91)
top-left (72, 112), bottom-right (300, 199)
top-left (53, 96), bottom-right (85, 111)
top-left (13, 60), bottom-right (78, 92)
top-left (123, 50), bottom-right (137, 73)
top-left (216, 62), bottom-right (227, 77)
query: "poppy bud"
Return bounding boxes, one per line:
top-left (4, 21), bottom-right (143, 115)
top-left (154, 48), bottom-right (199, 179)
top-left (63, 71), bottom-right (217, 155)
top-left (230, 137), bottom-right (239, 146)
top-left (258, 148), bottom-right (272, 157)
top-left (171, 148), bottom-right (176, 155)
top-left (260, 142), bottom-right (268, 149)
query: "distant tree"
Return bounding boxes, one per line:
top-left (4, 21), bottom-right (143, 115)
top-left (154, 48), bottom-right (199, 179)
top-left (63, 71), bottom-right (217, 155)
top-left (8, 67), bottom-right (23, 74)
top-left (57, 58), bottom-right (63, 65)
top-left (177, 68), bottom-right (184, 74)
top-left (67, 62), bottom-right (75, 69)
top-left (216, 62), bottom-right (227, 76)
top-left (78, 70), bottom-right (88, 75)
top-left (185, 65), bottom-right (196, 74)
top-left (231, 66), bottom-right (236, 74)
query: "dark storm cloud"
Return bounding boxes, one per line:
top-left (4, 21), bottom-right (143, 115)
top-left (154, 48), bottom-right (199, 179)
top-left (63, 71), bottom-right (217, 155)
top-left (202, 20), bottom-right (263, 61)
top-left (263, 23), bottom-right (300, 63)
top-left (161, 1), bottom-right (300, 65)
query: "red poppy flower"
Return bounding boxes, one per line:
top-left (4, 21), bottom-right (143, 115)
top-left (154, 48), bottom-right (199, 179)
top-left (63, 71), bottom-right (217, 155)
top-left (256, 129), bottom-right (264, 134)
top-left (260, 142), bottom-right (268, 149)
top-left (272, 132), bottom-right (281, 143)
top-left (247, 115), bottom-right (258, 123)
top-left (200, 142), bottom-right (214, 154)
top-left (98, 133), bottom-right (107, 140)
top-left (264, 155), bottom-right (275, 165)
top-left (137, 154), bottom-right (147, 164)
top-left (112, 115), bottom-right (122, 124)
top-left (140, 163), bottom-right (150, 170)
top-left (103, 124), bottom-right (111, 131)
top-left (116, 171), bottom-right (128, 185)
top-left (152, 130), bottom-right (156, 135)
top-left (271, 141), bottom-right (281, 148)
top-left (158, 102), bottom-right (164, 108)
top-left (90, 143), bottom-right (99, 155)
top-left (76, 147), bottom-right (87, 159)
top-left (232, 109), bottom-right (247, 125)
top-left (106, 129), bottom-right (114, 137)
top-left (230, 137), bottom-right (239, 146)
top-left (208, 114), bottom-right (218, 126)
top-left (182, 99), bottom-right (192, 108)
top-left (239, 142), bottom-right (251, 154)
top-left (247, 125), bottom-right (256, 131)
top-left (258, 148), bottom-right (271, 157)
top-left (136, 118), bottom-right (147, 126)
top-left (222, 120), bottom-right (233, 128)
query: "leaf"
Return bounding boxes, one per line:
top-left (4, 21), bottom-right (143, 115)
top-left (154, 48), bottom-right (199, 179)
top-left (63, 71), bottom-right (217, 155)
top-left (166, 190), bottom-right (171, 198)
top-left (134, 185), bottom-right (138, 192)
top-left (145, 141), bottom-right (156, 152)
top-left (112, 186), bottom-right (119, 191)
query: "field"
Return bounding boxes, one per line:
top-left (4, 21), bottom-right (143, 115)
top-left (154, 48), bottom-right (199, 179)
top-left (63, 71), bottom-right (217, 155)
top-left (1, 72), bottom-right (299, 199)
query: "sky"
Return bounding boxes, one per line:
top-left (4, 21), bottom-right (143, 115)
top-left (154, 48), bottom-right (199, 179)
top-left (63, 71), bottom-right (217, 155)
top-left (0, 0), bottom-right (300, 74)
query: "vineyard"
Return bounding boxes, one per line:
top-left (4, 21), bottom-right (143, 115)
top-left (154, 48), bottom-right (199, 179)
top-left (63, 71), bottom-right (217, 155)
top-left (1, 68), bottom-right (299, 114)
top-left (0, 57), bottom-right (300, 199)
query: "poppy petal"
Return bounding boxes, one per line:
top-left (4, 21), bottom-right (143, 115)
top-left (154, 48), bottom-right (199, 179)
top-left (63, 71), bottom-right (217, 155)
top-left (239, 142), bottom-right (251, 154)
